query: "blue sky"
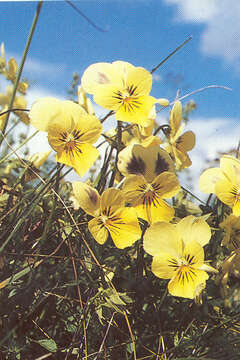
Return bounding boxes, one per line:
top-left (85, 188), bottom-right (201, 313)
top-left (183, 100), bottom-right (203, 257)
top-left (1, 0), bottom-right (240, 191)
top-left (1, 0), bottom-right (238, 117)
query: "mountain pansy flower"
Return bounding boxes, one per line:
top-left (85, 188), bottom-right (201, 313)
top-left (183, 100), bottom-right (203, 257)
top-left (143, 215), bottom-right (217, 299)
top-left (81, 61), bottom-right (157, 126)
top-left (164, 100), bottom-right (195, 170)
top-left (199, 155), bottom-right (240, 216)
top-left (118, 144), bottom-right (180, 224)
top-left (72, 182), bottom-right (141, 249)
top-left (29, 97), bottom-right (102, 177)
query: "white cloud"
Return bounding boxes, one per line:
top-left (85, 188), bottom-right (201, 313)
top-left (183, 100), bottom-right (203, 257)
top-left (179, 116), bottom-right (240, 197)
top-left (164, 0), bottom-right (240, 67)
top-left (164, 0), bottom-right (218, 23)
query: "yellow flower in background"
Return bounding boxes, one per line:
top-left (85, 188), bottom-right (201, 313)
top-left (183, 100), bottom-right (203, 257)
top-left (29, 98), bottom-right (102, 176)
top-left (72, 182), bottom-right (141, 248)
top-left (164, 101), bottom-right (195, 170)
top-left (25, 150), bottom-right (52, 182)
top-left (216, 249), bottom-right (240, 299)
top-left (199, 155), bottom-right (240, 216)
top-left (0, 43), bottom-right (6, 72)
top-left (143, 215), bottom-right (217, 299)
top-left (77, 85), bottom-right (95, 115)
top-left (219, 214), bottom-right (240, 251)
top-left (0, 85), bottom-right (29, 124)
top-left (81, 61), bottom-right (156, 126)
top-left (118, 144), bottom-right (180, 223)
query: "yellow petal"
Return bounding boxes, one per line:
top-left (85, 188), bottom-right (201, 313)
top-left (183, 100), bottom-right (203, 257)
top-left (108, 207), bottom-right (141, 249)
top-left (81, 62), bottom-right (123, 94)
top-left (88, 217), bottom-right (109, 244)
top-left (73, 114), bottom-right (102, 144)
top-left (183, 240), bottom-right (205, 267)
top-left (168, 268), bottom-right (208, 299)
top-left (198, 167), bottom-right (223, 194)
top-left (143, 221), bottom-right (183, 257)
top-left (215, 178), bottom-right (236, 207)
top-left (55, 143), bottom-right (99, 177)
top-left (72, 182), bottom-right (100, 216)
top-left (115, 95), bottom-right (156, 125)
top-left (177, 131), bottom-right (196, 152)
top-left (118, 144), bottom-right (175, 183)
top-left (151, 254), bottom-right (179, 279)
top-left (135, 198), bottom-right (175, 224)
top-left (176, 215), bottom-right (211, 247)
top-left (169, 101), bottom-right (182, 136)
top-left (100, 188), bottom-right (126, 214)
top-left (77, 85), bottom-right (95, 115)
top-left (29, 97), bottom-right (63, 131)
top-left (233, 199), bottom-right (240, 216)
top-left (122, 174), bottom-right (147, 203)
top-left (220, 155), bottom-right (240, 184)
top-left (152, 172), bottom-right (180, 199)
top-left (125, 66), bottom-right (153, 96)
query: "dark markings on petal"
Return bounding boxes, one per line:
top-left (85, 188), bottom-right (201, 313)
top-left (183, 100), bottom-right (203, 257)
top-left (155, 153), bottom-right (170, 175)
top-left (127, 84), bottom-right (138, 96)
top-left (127, 155), bottom-right (146, 175)
top-left (86, 189), bottom-right (99, 205)
top-left (168, 258), bottom-right (178, 270)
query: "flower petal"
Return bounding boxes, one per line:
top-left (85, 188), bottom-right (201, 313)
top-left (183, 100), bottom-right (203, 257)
top-left (198, 168), bottom-right (223, 194)
top-left (152, 172), bottom-right (180, 199)
top-left (233, 199), bottom-right (240, 216)
top-left (100, 188), bottom-right (125, 215)
top-left (176, 215), bottom-right (211, 247)
top-left (88, 217), bottom-right (109, 244)
top-left (115, 95), bottom-right (156, 125)
top-left (29, 97), bottom-right (63, 131)
top-left (81, 62), bottom-right (123, 94)
top-left (72, 182), bottom-right (100, 216)
top-left (135, 198), bottom-right (175, 224)
top-left (169, 101), bottom-right (182, 136)
top-left (177, 131), bottom-right (195, 152)
top-left (108, 207), bottom-right (141, 249)
top-left (215, 178), bottom-right (236, 207)
top-left (55, 143), bottom-right (99, 177)
top-left (143, 221), bottom-right (183, 257)
top-left (151, 254), bottom-right (179, 279)
top-left (118, 144), bottom-right (175, 183)
top-left (168, 268), bottom-right (208, 299)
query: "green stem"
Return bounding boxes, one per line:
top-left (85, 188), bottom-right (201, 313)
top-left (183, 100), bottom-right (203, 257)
top-left (0, 1), bottom-right (43, 145)
top-left (0, 164), bottom-right (63, 254)
top-left (0, 130), bottom-right (39, 165)
top-left (39, 163), bottom-right (63, 246)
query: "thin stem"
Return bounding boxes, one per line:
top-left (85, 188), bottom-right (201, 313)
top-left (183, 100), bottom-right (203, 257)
top-left (0, 1), bottom-right (43, 145)
top-left (151, 36), bottom-right (193, 74)
top-left (0, 130), bottom-right (39, 165)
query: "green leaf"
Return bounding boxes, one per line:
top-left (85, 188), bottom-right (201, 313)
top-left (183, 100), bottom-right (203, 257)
top-left (35, 339), bottom-right (57, 353)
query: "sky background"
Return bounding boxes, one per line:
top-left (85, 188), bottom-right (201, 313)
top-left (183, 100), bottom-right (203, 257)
top-left (0, 0), bottom-right (240, 195)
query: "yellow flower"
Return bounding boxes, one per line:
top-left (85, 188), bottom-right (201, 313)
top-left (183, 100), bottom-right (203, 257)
top-left (118, 144), bottom-right (180, 223)
top-left (77, 85), bottom-right (95, 115)
top-left (143, 216), bottom-right (217, 299)
top-left (164, 101), bottom-right (195, 170)
top-left (6, 58), bottom-right (18, 82)
top-left (0, 85), bottom-right (29, 124)
top-left (199, 155), bottom-right (240, 216)
top-left (25, 150), bottom-right (52, 182)
top-left (0, 43), bottom-right (6, 72)
top-left (216, 249), bottom-right (240, 299)
top-left (29, 98), bottom-right (102, 176)
top-left (81, 61), bottom-right (156, 126)
top-left (219, 214), bottom-right (240, 251)
top-left (72, 182), bottom-right (141, 248)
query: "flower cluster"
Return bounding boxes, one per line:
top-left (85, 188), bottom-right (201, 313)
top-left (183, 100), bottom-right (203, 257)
top-left (27, 59), bottom-right (240, 302)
